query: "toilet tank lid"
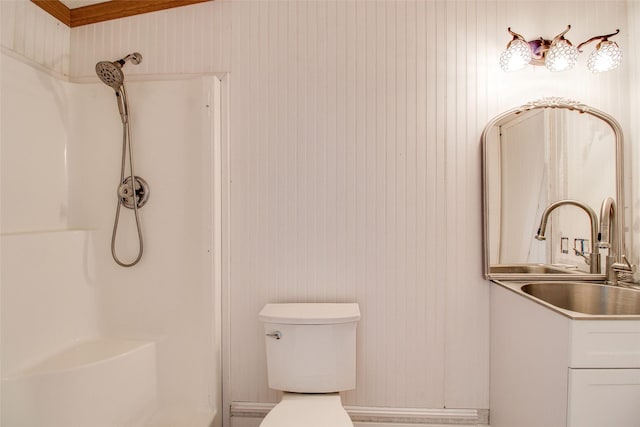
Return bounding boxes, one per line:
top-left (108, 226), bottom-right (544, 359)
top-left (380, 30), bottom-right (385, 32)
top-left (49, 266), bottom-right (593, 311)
top-left (259, 303), bottom-right (360, 325)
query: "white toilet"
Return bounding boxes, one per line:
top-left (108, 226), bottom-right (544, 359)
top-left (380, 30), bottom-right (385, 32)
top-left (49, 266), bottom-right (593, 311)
top-left (258, 303), bottom-right (360, 427)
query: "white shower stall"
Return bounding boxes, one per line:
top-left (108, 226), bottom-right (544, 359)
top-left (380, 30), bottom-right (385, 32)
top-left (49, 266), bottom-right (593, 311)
top-left (1, 51), bottom-right (223, 426)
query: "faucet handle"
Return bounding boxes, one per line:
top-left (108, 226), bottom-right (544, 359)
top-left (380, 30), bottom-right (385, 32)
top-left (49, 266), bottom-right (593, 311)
top-left (573, 248), bottom-right (591, 266)
top-left (611, 255), bottom-right (638, 287)
top-left (612, 255), bottom-right (634, 273)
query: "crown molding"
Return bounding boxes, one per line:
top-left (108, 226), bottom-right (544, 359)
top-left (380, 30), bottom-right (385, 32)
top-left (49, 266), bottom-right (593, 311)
top-left (31, 0), bottom-right (213, 28)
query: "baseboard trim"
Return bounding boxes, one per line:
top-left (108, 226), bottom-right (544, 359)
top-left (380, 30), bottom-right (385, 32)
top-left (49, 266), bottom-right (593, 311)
top-left (231, 402), bottom-right (274, 419)
top-left (231, 402), bottom-right (489, 425)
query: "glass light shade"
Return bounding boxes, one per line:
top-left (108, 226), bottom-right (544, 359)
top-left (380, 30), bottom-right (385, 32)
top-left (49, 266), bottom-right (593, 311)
top-left (587, 40), bottom-right (622, 72)
top-left (500, 39), bottom-right (532, 72)
top-left (545, 40), bottom-right (578, 72)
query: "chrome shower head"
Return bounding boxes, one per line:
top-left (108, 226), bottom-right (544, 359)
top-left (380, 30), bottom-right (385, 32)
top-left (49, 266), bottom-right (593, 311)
top-left (95, 52), bottom-right (142, 89)
top-left (96, 61), bottom-right (124, 89)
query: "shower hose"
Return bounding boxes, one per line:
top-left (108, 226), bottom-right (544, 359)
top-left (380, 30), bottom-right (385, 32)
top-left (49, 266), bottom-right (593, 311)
top-left (111, 86), bottom-right (144, 267)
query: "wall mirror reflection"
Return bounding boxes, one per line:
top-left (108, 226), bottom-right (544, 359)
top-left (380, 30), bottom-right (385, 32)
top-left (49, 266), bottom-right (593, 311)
top-left (482, 98), bottom-right (624, 280)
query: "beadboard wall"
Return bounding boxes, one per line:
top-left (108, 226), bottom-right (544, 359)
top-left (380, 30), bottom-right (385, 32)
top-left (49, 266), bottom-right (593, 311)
top-left (629, 1), bottom-right (640, 276)
top-left (3, 0), bottom-right (637, 420)
top-left (69, 0), bottom-right (231, 77)
top-left (1, 0), bottom-right (70, 76)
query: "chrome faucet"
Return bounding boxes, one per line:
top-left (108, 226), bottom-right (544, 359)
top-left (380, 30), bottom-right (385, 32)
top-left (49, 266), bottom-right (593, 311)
top-left (599, 197), bottom-right (617, 283)
top-left (598, 197), bottom-right (616, 250)
top-left (599, 197), bottom-right (635, 285)
top-left (534, 199), bottom-right (601, 274)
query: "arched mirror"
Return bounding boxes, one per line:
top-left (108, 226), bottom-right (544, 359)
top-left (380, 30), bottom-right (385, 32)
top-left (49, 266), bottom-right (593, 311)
top-left (482, 98), bottom-right (625, 280)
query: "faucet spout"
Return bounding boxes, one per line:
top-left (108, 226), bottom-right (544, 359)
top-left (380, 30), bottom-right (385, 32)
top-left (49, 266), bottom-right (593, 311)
top-left (599, 197), bottom-right (636, 285)
top-left (599, 197), bottom-right (618, 284)
top-left (535, 199), bottom-right (601, 274)
top-left (598, 197), bottom-right (616, 250)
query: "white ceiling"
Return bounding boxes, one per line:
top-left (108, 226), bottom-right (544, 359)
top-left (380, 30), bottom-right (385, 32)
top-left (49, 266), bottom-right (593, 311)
top-left (59, 0), bottom-right (111, 9)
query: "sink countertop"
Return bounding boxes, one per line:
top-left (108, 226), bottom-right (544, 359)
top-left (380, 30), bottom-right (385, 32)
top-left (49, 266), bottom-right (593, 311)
top-left (491, 279), bottom-right (640, 320)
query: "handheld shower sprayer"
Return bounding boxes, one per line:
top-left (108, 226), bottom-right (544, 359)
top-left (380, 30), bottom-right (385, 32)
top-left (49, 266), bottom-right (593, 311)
top-left (95, 53), bottom-right (142, 124)
top-left (96, 52), bottom-right (149, 267)
top-left (95, 52), bottom-right (142, 88)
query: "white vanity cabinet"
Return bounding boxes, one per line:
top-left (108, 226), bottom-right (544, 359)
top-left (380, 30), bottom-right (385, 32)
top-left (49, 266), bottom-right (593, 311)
top-left (490, 282), bottom-right (640, 427)
top-left (567, 369), bottom-right (640, 427)
top-left (567, 321), bottom-right (640, 427)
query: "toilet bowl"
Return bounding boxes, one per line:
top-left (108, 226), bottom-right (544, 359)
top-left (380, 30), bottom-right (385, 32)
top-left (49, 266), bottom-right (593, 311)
top-left (259, 393), bottom-right (352, 427)
top-left (258, 303), bottom-right (360, 427)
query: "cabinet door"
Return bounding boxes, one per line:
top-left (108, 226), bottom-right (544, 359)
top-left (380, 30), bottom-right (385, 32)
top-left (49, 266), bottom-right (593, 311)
top-left (568, 369), bottom-right (640, 427)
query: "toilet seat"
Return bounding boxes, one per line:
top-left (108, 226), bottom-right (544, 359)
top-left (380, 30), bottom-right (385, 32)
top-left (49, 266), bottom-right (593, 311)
top-left (259, 393), bottom-right (353, 427)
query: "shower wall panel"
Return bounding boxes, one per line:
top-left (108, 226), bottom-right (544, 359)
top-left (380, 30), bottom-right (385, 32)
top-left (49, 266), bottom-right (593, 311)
top-left (0, 52), bottom-right (71, 232)
top-left (66, 76), bottom-right (220, 416)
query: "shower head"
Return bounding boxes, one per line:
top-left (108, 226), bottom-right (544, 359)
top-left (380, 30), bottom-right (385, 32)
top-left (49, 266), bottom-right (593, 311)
top-left (95, 61), bottom-right (124, 89)
top-left (95, 52), bottom-right (142, 89)
top-left (96, 53), bottom-right (142, 124)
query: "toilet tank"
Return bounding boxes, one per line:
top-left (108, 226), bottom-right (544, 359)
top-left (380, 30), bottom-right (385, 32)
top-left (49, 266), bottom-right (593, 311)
top-left (259, 303), bottom-right (360, 393)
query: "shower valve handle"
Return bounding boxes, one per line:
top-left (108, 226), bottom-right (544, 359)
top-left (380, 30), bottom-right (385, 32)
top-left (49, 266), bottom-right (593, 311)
top-left (118, 176), bottom-right (150, 209)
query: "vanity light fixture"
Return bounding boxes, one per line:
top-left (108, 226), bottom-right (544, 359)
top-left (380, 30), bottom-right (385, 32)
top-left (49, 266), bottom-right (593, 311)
top-left (500, 25), bottom-right (622, 73)
top-left (544, 26), bottom-right (579, 72)
top-left (499, 29), bottom-right (532, 72)
top-left (578, 29), bottom-right (623, 72)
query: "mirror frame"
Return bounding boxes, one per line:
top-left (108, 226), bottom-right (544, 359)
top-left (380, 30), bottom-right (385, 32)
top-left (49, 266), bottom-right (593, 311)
top-left (482, 97), bottom-right (625, 281)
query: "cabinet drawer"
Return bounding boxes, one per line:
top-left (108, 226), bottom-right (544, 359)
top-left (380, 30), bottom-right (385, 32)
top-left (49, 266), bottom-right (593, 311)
top-left (570, 321), bottom-right (640, 368)
top-left (567, 369), bottom-right (640, 427)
